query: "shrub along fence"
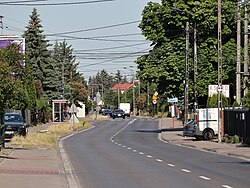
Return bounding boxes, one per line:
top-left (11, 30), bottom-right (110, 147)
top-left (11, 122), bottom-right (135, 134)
top-left (224, 109), bottom-right (250, 144)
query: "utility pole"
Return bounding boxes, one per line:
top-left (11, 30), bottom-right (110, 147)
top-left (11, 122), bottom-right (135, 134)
top-left (132, 70), bottom-right (136, 115)
top-left (184, 21), bottom-right (189, 124)
top-left (0, 16), bottom-right (3, 34)
top-left (147, 82), bottom-right (149, 115)
top-left (117, 75), bottom-right (120, 109)
top-left (236, 0), bottom-right (241, 105)
top-left (218, 0), bottom-right (223, 143)
top-left (194, 22), bottom-right (198, 116)
top-left (244, 2), bottom-right (249, 96)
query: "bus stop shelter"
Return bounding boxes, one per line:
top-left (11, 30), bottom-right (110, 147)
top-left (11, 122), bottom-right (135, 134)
top-left (52, 100), bottom-right (69, 122)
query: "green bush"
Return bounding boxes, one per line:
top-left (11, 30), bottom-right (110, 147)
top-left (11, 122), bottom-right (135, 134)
top-left (207, 94), bottom-right (228, 108)
top-left (223, 135), bottom-right (241, 144)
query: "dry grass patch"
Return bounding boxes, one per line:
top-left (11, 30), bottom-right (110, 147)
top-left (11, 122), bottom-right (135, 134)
top-left (88, 114), bottom-right (110, 120)
top-left (10, 120), bottom-right (92, 150)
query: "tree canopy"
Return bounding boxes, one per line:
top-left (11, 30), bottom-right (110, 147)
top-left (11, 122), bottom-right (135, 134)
top-left (137, 0), bottom-right (238, 107)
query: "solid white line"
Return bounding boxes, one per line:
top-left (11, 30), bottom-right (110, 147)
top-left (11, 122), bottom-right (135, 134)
top-left (147, 155), bottom-right (152, 158)
top-left (199, 176), bottom-right (211, 180)
top-left (222, 185), bottom-right (233, 188)
top-left (167, 163), bottom-right (175, 167)
top-left (181, 169), bottom-right (191, 173)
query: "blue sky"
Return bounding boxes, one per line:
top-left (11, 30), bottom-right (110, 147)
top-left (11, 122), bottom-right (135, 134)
top-left (1, 0), bottom-right (161, 80)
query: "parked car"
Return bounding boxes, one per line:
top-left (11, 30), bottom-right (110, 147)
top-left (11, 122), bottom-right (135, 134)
top-left (4, 113), bottom-right (28, 140)
top-left (112, 109), bottom-right (125, 119)
top-left (183, 120), bottom-right (195, 137)
top-left (102, 109), bottom-right (112, 116)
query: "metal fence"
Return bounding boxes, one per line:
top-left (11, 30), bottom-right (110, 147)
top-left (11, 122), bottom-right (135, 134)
top-left (224, 109), bottom-right (250, 143)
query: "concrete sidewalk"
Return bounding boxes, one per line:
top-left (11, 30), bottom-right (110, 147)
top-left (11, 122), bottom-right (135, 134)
top-left (0, 124), bottom-right (70, 188)
top-left (160, 117), bottom-right (250, 161)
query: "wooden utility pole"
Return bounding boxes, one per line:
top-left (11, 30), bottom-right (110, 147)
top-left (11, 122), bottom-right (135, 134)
top-left (184, 21), bottom-right (189, 124)
top-left (236, 0), bottom-right (241, 104)
top-left (218, 0), bottom-right (222, 143)
top-left (244, 3), bottom-right (249, 96)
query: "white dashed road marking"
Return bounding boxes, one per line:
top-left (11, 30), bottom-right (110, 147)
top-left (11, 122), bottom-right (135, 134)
top-left (110, 118), bottom-right (231, 188)
top-left (167, 163), bottom-right (175, 167)
top-left (222, 185), bottom-right (233, 188)
top-left (199, 176), bottom-right (211, 180)
top-left (181, 169), bottom-right (191, 173)
top-left (156, 159), bottom-right (163, 162)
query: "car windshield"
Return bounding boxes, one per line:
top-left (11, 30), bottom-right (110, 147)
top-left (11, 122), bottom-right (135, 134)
top-left (185, 120), bottom-right (195, 126)
top-left (115, 109), bottom-right (123, 113)
top-left (4, 114), bottom-right (23, 122)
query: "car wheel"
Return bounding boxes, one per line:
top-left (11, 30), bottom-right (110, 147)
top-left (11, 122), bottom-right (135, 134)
top-left (123, 116), bottom-right (125, 119)
top-left (113, 117), bottom-right (115, 119)
top-left (203, 129), bottom-right (214, 140)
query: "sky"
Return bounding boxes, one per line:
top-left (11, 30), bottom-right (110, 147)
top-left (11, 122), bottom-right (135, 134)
top-left (1, 0), bottom-right (161, 81)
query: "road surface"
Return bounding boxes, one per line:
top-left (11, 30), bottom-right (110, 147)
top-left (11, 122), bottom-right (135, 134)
top-left (63, 118), bottom-right (250, 188)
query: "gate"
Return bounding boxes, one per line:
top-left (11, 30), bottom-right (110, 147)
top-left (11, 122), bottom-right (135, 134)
top-left (224, 109), bottom-right (250, 143)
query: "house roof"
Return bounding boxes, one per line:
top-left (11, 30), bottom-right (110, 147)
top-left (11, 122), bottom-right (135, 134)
top-left (112, 83), bottom-right (133, 91)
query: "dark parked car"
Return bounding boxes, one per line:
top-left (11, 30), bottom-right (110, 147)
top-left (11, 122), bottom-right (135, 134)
top-left (112, 109), bottom-right (125, 119)
top-left (102, 109), bottom-right (112, 116)
top-left (4, 113), bottom-right (28, 140)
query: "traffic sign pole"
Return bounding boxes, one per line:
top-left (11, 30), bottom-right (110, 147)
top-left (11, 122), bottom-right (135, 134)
top-left (172, 102), bottom-right (175, 127)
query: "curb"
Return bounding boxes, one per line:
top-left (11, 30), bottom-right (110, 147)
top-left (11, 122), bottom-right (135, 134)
top-left (58, 126), bottom-right (95, 188)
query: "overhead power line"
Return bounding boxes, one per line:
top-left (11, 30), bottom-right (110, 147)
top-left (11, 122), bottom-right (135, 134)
top-left (0, 0), bottom-right (46, 4)
top-left (78, 47), bottom-right (151, 68)
top-left (73, 42), bottom-right (150, 52)
top-left (49, 33), bottom-right (141, 41)
top-left (1, 0), bottom-right (115, 6)
top-left (46, 20), bottom-right (140, 36)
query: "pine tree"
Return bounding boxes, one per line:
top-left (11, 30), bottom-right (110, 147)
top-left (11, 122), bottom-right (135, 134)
top-left (23, 8), bottom-right (60, 100)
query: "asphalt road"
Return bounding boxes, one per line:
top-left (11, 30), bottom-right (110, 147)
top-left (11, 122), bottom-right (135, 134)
top-left (63, 118), bottom-right (250, 188)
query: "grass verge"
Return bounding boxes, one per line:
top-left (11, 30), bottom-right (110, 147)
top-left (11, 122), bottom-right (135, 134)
top-left (10, 120), bottom-right (92, 150)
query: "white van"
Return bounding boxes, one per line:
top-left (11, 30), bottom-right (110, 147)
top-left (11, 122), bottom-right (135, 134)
top-left (194, 108), bottom-right (218, 140)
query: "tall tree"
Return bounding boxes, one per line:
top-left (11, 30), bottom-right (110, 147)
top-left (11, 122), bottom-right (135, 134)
top-left (23, 8), bottom-right (60, 100)
top-left (138, 0), bottom-right (238, 107)
top-left (0, 44), bottom-right (37, 124)
top-left (52, 41), bottom-right (85, 99)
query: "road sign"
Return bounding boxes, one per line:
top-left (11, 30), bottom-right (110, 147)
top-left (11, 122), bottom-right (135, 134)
top-left (152, 95), bottom-right (157, 100)
top-left (208, 85), bottom-right (229, 98)
top-left (168, 98), bottom-right (178, 103)
top-left (152, 100), bottom-right (157, 104)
